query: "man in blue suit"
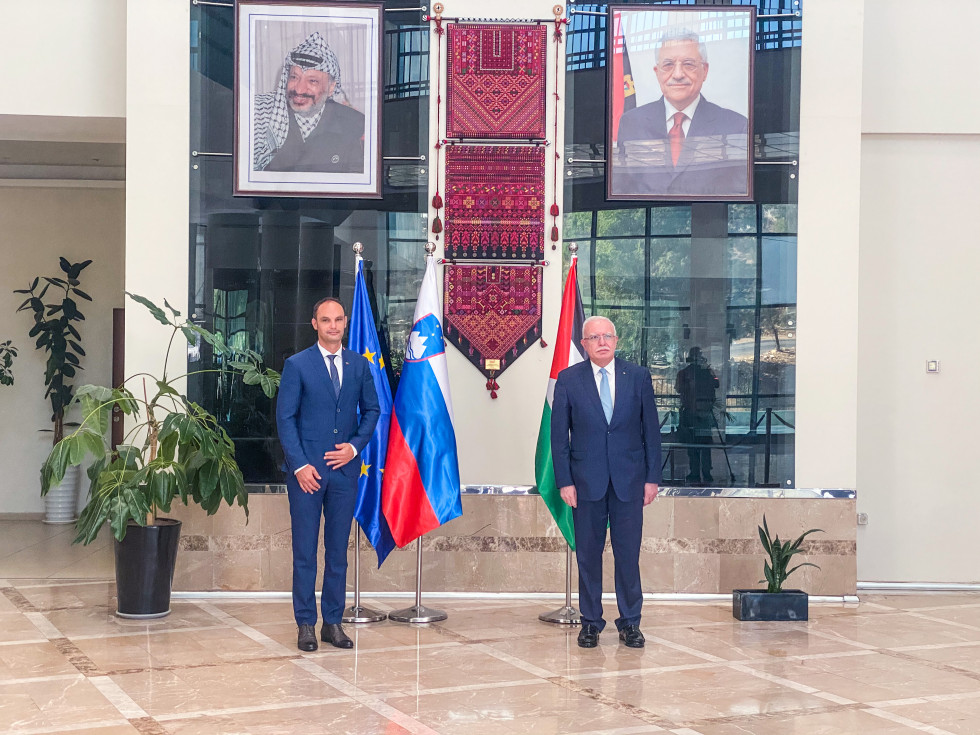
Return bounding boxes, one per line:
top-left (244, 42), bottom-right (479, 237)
top-left (276, 297), bottom-right (380, 651)
top-left (551, 316), bottom-right (661, 648)
top-left (613, 29), bottom-right (749, 198)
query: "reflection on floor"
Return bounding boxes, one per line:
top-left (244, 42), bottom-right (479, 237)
top-left (2, 522), bottom-right (980, 734)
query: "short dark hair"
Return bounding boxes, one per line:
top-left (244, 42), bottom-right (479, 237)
top-left (312, 297), bottom-right (345, 319)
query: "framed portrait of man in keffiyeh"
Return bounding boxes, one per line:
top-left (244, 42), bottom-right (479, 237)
top-left (234, 1), bottom-right (383, 198)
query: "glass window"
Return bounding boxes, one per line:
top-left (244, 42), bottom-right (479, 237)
top-left (564, 0), bottom-right (801, 489)
top-left (189, 2), bottom-right (428, 483)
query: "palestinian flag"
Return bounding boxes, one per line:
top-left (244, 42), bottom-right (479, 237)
top-left (533, 255), bottom-right (585, 549)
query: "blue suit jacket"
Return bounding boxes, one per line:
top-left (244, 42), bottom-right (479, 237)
top-left (614, 96), bottom-right (749, 197)
top-left (551, 358), bottom-right (662, 502)
top-left (276, 345), bottom-right (381, 481)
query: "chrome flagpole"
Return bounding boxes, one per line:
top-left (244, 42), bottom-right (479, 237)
top-left (539, 542), bottom-right (581, 624)
top-left (343, 525), bottom-right (386, 624)
top-left (388, 538), bottom-right (447, 623)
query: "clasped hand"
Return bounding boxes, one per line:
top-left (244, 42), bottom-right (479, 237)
top-left (559, 482), bottom-right (659, 508)
top-left (294, 443), bottom-right (356, 494)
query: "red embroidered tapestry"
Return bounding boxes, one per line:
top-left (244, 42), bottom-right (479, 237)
top-left (443, 264), bottom-right (542, 379)
top-left (444, 145), bottom-right (545, 260)
top-left (446, 23), bottom-right (547, 140)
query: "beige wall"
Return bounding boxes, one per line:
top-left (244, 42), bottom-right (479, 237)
top-left (795, 0), bottom-right (863, 492)
top-left (0, 188), bottom-right (125, 515)
top-left (124, 0), bottom-right (190, 401)
top-left (0, 0), bottom-right (126, 121)
top-left (856, 0), bottom-right (980, 583)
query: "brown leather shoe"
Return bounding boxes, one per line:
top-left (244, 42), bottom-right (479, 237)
top-left (321, 623), bottom-right (353, 649)
top-left (297, 624), bottom-right (318, 652)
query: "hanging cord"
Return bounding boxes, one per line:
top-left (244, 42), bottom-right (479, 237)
top-left (430, 4), bottom-right (446, 238)
top-left (549, 6), bottom-right (568, 251)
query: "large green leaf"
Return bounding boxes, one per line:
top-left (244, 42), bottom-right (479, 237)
top-left (74, 491), bottom-right (110, 545)
top-left (40, 439), bottom-right (72, 493)
top-left (108, 495), bottom-right (134, 540)
top-left (163, 299), bottom-right (182, 319)
top-left (126, 292), bottom-right (171, 326)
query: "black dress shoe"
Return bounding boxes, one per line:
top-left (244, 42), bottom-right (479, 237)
top-left (619, 624), bottom-right (645, 648)
top-left (577, 623), bottom-right (600, 648)
top-left (321, 623), bottom-right (354, 649)
top-left (297, 624), bottom-right (318, 652)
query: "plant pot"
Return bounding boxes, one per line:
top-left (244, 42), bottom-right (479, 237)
top-left (113, 519), bottom-right (182, 619)
top-left (733, 589), bottom-right (808, 621)
top-left (43, 464), bottom-right (81, 524)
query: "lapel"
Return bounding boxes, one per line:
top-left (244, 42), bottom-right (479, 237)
top-left (608, 358), bottom-right (630, 427)
top-left (305, 343), bottom-right (339, 405)
top-left (337, 348), bottom-right (355, 405)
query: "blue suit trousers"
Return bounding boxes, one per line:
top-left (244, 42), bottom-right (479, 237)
top-left (572, 483), bottom-right (644, 632)
top-left (287, 468), bottom-right (357, 625)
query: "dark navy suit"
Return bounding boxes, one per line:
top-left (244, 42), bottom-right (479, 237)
top-left (614, 96), bottom-right (749, 197)
top-left (276, 344), bottom-right (380, 626)
top-left (551, 358), bottom-right (661, 631)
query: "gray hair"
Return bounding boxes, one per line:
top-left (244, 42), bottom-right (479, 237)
top-left (655, 28), bottom-right (708, 64)
top-left (583, 315), bottom-right (617, 337)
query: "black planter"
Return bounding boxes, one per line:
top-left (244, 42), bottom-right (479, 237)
top-left (113, 519), bottom-right (182, 618)
top-left (733, 589), bottom-right (808, 621)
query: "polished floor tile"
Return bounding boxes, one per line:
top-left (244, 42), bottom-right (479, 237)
top-left (1, 520), bottom-right (979, 734)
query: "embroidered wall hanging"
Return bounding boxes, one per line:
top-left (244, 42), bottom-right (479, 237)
top-left (444, 144), bottom-right (545, 260)
top-left (446, 23), bottom-right (548, 140)
top-left (443, 263), bottom-right (542, 382)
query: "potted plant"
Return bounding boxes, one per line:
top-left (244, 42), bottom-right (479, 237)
top-left (40, 293), bottom-right (279, 618)
top-left (733, 514), bottom-right (823, 621)
top-left (15, 258), bottom-right (92, 523)
top-left (0, 340), bottom-right (16, 386)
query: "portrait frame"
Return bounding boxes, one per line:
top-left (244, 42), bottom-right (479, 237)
top-left (234, 0), bottom-right (384, 198)
top-left (606, 5), bottom-right (755, 202)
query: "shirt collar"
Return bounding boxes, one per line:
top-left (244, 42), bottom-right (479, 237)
top-left (317, 343), bottom-right (342, 359)
top-left (590, 359), bottom-right (615, 376)
top-left (664, 95), bottom-right (701, 124)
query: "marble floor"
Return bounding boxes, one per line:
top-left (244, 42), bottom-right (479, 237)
top-left (2, 521), bottom-right (980, 734)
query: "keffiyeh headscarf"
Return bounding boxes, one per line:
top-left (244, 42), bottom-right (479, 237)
top-left (253, 32), bottom-right (348, 171)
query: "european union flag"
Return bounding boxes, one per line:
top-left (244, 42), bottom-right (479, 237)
top-left (350, 255), bottom-right (396, 566)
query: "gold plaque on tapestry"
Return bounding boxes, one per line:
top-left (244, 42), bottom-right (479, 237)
top-left (484, 359), bottom-right (501, 371)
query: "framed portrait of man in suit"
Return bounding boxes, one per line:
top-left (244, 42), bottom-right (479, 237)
top-left (606, 6), bottom-right (755, 201)
top-left (234, 1), bottom-right (383, 198)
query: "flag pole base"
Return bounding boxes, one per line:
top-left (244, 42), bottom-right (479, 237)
top-left (342, 605), bottom-right (387, 624)
top-left (388, 604), bottom-right (447, 624)
top-left (538, 605), bottom-right (581, 625)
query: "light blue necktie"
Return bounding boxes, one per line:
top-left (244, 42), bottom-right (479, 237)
top-left (599, 367), bottom-right (613, 423)
top-left (327, 354), bottom-right (341, 398)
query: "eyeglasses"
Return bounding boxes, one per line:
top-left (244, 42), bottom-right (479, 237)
top-left (583, 333), bottom-right (617, 343)
top-left (658, 59), bottom-right (702, 73)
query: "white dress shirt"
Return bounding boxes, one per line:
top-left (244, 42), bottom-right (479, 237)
top-left (318, 343), bottom-right (344, 384)
top-left (590, 359), bottom-right (616, 409)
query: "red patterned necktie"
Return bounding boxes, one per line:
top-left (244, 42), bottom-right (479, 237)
top-left (668, 111), bottom-right (686, 167)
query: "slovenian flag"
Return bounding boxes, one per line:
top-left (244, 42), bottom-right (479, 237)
top-left (533, 253), bottom-right (585, 548)
top-left (382, 255), bottom-right (462, 547)
top-left (349, 255), bottom-right (397, 566)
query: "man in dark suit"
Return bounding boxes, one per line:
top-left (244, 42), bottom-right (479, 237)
top-left (614, 29), bottom-right (748, 197)
top-left (551, 316), bottom-right (662, 648)
top-left (276, 297), bottom-right (380, 652)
